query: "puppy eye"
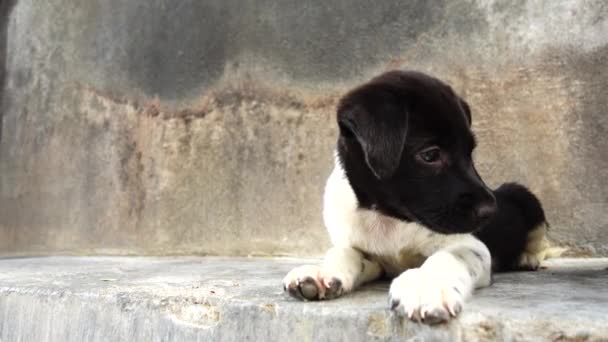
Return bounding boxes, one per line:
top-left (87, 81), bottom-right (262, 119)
top-left (418, 147), bottom-right (442, 164)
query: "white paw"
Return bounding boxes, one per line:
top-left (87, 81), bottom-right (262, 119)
top-left (282, 265), bottom-right (346, 301)
top-left (388, 268), bottom-right (464, 325)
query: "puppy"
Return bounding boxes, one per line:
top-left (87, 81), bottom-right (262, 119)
top-left (283, 70), bottom-right (556, 324)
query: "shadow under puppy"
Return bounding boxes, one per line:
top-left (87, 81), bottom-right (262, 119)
top-left (283, 70), bottom-right (559, 324)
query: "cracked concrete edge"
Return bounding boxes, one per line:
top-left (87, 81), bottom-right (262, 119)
top-left (2, 288), bottom-right (603, 342)
top-left (0, 257), bottom-right (606, 341)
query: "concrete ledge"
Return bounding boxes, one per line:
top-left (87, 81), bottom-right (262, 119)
top-left (0, 257), bottom-right (606, 341)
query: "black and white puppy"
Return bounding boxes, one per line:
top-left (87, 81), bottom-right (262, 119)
top-left (283, 70), bottom-right (558, 324)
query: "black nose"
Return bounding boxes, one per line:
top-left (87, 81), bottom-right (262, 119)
top-left (474, 201), bottom-right (497, 225)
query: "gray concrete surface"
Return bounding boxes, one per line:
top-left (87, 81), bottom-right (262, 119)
top-left (0, 257), bottom-right (606, 341)
top-left (1, 1), bottom-right (608, 256)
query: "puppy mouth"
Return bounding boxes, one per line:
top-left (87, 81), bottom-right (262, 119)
top-left (424, 221), bottom-right (479, 234)
top-left (414, 212), bottom-right (486, 235)
top-left (409, 196), bottom-right (497, 234)
top-left (380, 200), bottom-right (495, 234)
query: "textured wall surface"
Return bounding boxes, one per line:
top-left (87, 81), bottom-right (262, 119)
top-left (1, 1), bottom-right (607, 256)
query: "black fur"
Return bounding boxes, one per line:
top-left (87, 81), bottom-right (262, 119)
top-left (474, 183), bottom-right (547, 272)
top-left (336, 70), bottom-right (546, 272)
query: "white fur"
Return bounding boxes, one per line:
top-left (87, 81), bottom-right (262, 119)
top-left (284, 157), bottom-right (492, 323)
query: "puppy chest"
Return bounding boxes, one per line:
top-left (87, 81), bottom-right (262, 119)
top-left (347, 221), bottom-right (428, 276)
top-left (366, 250), bottom-right (426, 278)
top-left (346, 211), bottom-right (426, 254)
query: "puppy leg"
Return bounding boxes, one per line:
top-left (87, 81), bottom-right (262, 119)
top-left (518, 222), bottom-right (567, 270)
top-left (283, 247), bottom-right (383, 300)
top-left (389, 237), bottom-right (491, 324)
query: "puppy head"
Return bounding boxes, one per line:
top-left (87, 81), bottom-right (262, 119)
top-left (336, 70), bottom-right (496, 234)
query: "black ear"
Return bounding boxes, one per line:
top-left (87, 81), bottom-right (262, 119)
top-left (338, 103), bottom-right (408, 180)
top-left (460, 99), bottom-right (472, 127)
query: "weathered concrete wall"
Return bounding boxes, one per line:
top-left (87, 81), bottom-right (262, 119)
top-left (1, 1), bottom-right (607, 256)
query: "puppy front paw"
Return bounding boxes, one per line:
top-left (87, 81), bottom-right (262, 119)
top-left (282, 265), bottom-right (346, 301)
top-left (388, 268), bottom-right (464, 325)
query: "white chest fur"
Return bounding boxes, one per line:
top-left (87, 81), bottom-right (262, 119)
top-left (323, 159), bottom-right (476, 276)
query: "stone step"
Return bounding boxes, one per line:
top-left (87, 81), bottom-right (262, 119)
top-left (0, 257), bottom-right (606, 341)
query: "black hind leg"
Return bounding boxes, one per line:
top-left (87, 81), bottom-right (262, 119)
top-left (474, 183), bottom-right (555, 272)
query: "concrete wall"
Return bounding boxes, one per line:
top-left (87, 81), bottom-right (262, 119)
top-left (1, 0), bottom-right (607, 256)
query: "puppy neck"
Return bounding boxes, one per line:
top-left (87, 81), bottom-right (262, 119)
top-left (335, 152), bottom-right (416, 223)
top-left (324, 156), bottom-right (413, 232)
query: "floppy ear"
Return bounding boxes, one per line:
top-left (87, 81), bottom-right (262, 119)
top-left (460, 99), bottom-right (472, 127)
top-left (338, 103), bottom-right (408, 180)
